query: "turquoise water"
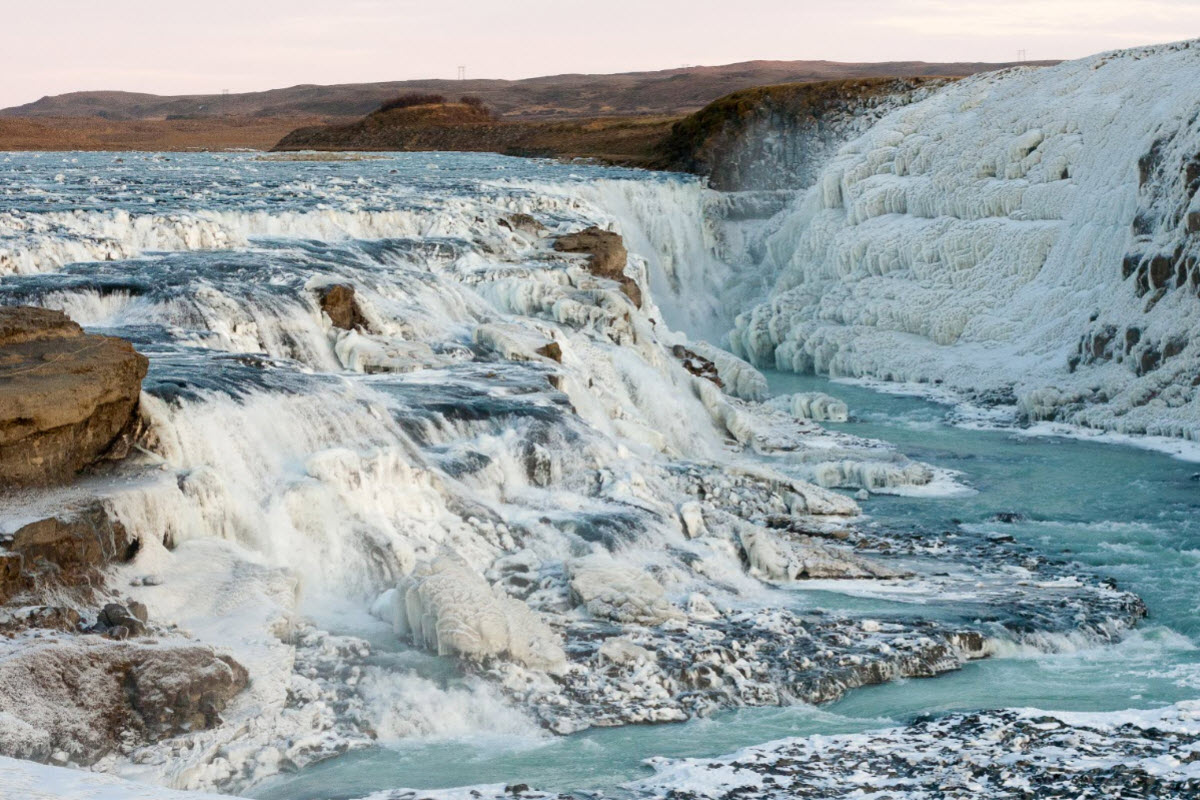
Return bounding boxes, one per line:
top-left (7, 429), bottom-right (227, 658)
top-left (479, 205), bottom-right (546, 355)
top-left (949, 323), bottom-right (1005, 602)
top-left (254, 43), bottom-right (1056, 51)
top-left (253, 372), bottom-right (1200, 798)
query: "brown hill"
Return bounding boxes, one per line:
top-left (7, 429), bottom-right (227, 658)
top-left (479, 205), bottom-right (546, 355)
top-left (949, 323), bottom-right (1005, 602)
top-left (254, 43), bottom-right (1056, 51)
top-left (0, 115), bottom-right (334, 151)
top-left (2, 59), bottom-right (1057, 122)
top-left (272, 101), bottom-right (678, 166)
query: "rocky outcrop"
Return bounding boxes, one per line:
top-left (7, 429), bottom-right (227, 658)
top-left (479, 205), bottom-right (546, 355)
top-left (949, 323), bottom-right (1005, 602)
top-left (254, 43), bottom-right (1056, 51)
top-left (500, 213), bottom-right (546, 236)
top-left (554, 228), bottom-right (628, 277)
top-left (0, 636), bottom-right (248, 764)
top-left (659, 78), bottom-right (948, 191)
top-left (316, 284), bottom-right (369, 331)
top-left (0, 307), bottom-right (147, 487)
top-left (0, 503), bottom-right (135, 604)
top-left (553, 228), bottom-right (642, 306)
top-left (671, 344), bottom-right (723, 387)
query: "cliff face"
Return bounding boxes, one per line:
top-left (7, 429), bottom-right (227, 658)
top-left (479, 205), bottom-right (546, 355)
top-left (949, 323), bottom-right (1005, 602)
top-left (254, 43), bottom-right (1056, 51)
top-left (658, 78), bottom-right (949, 191)
top-left (730, 41), bottom-right (1200, 441)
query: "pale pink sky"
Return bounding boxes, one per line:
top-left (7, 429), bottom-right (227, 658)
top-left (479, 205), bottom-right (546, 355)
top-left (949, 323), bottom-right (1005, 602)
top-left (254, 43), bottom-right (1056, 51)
top-left (3, 0), bottom-right (1199, 108)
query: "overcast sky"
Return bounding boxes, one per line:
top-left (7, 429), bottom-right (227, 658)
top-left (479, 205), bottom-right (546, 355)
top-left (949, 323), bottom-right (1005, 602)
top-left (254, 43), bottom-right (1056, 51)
top-left (3, 0), bottom-right (1198, 107)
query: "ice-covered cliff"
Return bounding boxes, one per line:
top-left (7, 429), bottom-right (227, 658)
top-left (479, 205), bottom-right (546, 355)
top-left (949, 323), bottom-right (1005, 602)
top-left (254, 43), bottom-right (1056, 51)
top-left (660, 77), bottom-right (946, 192)
top-left (730, 40), bottom-right (1200, 442)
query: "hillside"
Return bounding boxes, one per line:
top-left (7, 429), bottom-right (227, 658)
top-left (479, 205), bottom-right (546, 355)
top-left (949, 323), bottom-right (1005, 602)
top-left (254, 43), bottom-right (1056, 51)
top-left (2, 59), bottom-right (1056, 122)
top-left (272, 78), bottom-right (967, 179)
top-left (271, 101), bottom-right (678, 165)
top-left (0, 115), bottom-right (329, 151)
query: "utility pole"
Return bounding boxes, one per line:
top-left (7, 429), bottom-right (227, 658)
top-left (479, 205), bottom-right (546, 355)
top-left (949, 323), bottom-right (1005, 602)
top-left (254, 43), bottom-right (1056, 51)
top-left (1017, 49), bottom-right (1027, 62)
top-left (457, 66), bottom-right (466, 80)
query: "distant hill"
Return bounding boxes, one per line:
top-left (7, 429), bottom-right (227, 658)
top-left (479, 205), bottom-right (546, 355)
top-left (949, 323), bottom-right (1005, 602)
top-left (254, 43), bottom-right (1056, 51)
top-left (272, 101), bottom-right (678, 166)
top-left (1, 59), bottom-right (1058, 121)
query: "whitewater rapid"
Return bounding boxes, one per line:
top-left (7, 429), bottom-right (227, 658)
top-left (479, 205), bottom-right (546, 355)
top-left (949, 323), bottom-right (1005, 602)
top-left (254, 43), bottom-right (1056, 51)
top-left (4, 38), bottom-right (1200, 796)
top-left (2, 151), bottom-right (991, 795)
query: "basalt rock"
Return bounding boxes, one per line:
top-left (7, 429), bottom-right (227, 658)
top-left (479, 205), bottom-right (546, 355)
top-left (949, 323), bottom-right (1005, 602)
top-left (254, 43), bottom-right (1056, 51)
top-left (0, 306), bottom-right (148, 487)
top-left (317, 283), bottom-right (369, 331)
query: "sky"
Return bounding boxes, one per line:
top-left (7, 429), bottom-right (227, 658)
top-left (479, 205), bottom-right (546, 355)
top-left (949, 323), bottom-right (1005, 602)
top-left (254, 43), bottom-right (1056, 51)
top-left (3, 0), bottom-right (1199, 108)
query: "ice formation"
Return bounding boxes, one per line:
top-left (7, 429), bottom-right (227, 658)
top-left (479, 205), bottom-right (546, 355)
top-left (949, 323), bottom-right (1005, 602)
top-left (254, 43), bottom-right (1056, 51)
top-left (730, 41), bottom-right (1200, 442)
top-left (567, 554), bottom-right (684, 625)
top-left (387, 556), bottom-right (567, 673)
top-left (771, 391), bottom-right (848, 422)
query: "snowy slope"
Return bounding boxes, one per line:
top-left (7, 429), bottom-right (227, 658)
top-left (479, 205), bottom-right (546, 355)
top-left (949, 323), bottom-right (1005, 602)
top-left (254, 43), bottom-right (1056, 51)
top-left (730, 40), bottom-right (1200, 441)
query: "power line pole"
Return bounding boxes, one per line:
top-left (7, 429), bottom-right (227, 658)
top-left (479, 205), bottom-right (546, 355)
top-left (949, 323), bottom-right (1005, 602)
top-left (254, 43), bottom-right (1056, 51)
top-left (457, 66), bottom-right (466, 80)
top-left (1017, 49), bottom-right (1027, 62)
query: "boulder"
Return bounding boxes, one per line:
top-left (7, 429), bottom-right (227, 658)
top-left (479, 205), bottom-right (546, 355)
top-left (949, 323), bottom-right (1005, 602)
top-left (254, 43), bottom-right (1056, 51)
top-left (535, 341), bottom-right (563, 363)
top-left (554, 227), bottom-right (641, 306)
top-left (0, 636), bottom-right (248, 764)
top-left (0, 503), bottom-right (135, 603)
top-left (317, 283), bottom-right (369, 331)
top-left (554, 227), bottom-right (628, 278)
top-left (0, 307), bottom-right (147, 487)
top-left (96, 602), bottom-right (146, 637)
top-left (499, 213), bottom-right (546, 236)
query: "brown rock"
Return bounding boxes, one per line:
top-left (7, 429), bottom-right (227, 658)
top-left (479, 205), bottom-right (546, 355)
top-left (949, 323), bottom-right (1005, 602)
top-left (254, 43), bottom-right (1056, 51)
top-left (317, 284), bottom-right (369, 331)
top-left (0, 307), bottom-right (148, 487)
top-left (553, 228), bottom-right (642, 307)
top-left (2, 503), bottom-right (135, 603)
top-left (535, 341), bottom-right (563, 362)
top-left (553, 227), bottom-right (629, 280)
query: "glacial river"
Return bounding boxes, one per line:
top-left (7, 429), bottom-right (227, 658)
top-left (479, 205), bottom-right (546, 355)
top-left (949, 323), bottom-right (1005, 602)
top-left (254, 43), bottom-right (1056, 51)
top-left (253, 372), bottom-right (1200, 798)
top-left (1, 151), bottom-right (1195, 799)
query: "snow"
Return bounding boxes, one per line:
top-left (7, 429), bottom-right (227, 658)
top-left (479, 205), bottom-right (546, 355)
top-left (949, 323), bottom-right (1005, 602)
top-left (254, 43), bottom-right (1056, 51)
top-left (0, 756), bottom-right (235, 800)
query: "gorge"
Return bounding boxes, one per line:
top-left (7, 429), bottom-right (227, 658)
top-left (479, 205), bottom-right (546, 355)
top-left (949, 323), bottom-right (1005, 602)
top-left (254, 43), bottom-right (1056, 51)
top-left (1, 39), bottom-right (1200, 800)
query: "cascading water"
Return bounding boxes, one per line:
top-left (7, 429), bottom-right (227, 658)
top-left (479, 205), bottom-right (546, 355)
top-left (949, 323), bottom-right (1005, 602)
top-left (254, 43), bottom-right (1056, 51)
top-left (3, 44), bottom-right (1200, 797)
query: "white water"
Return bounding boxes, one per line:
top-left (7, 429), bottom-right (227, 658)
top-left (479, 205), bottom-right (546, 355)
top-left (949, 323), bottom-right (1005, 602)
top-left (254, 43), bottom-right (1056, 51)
top-left (1, 151), bottom-right (952, 796)
top-left (4, 41), bottom-right (1200, 798)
